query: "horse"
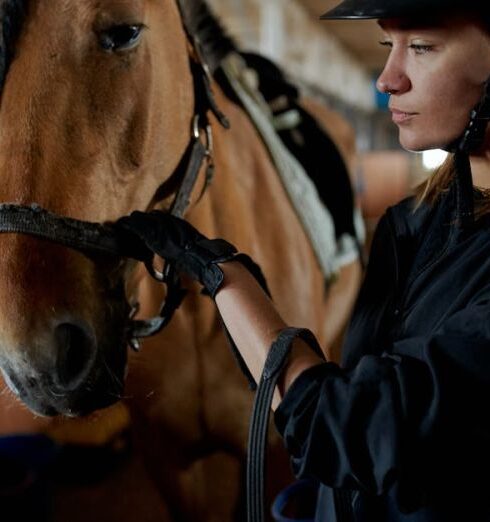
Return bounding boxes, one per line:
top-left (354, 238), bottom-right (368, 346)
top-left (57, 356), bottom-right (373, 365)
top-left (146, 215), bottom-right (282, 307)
top-left (0, 1), bottom-right (361, 520)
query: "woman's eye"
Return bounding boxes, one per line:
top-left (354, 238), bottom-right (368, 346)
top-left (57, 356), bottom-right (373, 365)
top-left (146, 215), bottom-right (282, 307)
top-left (379, 40), bottom-right (393, 49)
top-left (98, 24), bottom-right (145, 52)
top-left (409, 44), bottom-right (433, 55)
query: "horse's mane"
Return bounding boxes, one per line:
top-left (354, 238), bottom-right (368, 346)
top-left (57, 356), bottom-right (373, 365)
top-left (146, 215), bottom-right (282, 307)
top-left (177, 0), bottom-right (238, 74)
top-left (0, 0), bottom-right (26, 92)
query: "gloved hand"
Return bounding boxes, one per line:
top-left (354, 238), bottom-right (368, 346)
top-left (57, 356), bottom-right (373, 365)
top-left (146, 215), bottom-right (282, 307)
top-left (116, 211), bottom-right (238, 298)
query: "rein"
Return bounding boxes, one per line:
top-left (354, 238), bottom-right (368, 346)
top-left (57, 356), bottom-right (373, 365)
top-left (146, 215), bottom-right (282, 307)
top-left (0, 7), bottom-right (298, 521)
top-left (0, 204), bottom-right (140, 259)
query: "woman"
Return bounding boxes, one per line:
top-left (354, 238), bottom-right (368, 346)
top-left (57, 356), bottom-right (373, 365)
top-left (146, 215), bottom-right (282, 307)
top-left (118, 0), bottom-right (490, 519)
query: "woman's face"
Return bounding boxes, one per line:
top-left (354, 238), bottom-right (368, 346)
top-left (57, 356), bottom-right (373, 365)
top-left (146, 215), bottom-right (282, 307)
top-left (376, 16), bottom-right (490, 151)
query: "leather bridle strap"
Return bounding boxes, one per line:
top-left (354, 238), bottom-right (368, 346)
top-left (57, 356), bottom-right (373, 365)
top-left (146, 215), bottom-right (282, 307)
top-left (131, 56), bottom-right (230, 343)
top-left (170, 120), bottom-right (211, 218)
top-left (246, 328), bottom-right (325, 522)
top-left (0, 47), bottom-right (230, 347)
top-left (123, 128), bottom-right (212, 344)
top-left (0, 204), bottom-right (147, 261)
top-left (0, 115), bottom-right (217, 347)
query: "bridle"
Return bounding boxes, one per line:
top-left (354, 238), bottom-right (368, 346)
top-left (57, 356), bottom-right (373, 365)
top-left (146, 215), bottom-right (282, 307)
top-left (0, 6), bottom-right (290, 522)
top-left (0, 17), bottom-right (229, 351)
top-left (126, 52), bottom-right (230, 349)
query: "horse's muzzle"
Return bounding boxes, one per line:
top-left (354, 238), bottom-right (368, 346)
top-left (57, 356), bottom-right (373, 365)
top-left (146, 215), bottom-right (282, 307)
top-left (0, 318), bottom-right (127, 417)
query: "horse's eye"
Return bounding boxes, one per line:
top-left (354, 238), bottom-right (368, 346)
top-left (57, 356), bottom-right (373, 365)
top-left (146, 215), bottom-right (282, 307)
top-left (98, 24), bottom-right (145, 52)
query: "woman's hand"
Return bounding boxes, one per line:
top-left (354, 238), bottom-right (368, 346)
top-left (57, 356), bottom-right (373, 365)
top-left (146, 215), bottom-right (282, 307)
top-left (116, 211), bottom-right (238, 297)
top-left (117, 211), bottom-right (325, 406)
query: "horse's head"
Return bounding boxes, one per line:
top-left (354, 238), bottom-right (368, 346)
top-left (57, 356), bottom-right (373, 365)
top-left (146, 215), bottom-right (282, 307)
top-left (0, 0), bottom-right (196, 416)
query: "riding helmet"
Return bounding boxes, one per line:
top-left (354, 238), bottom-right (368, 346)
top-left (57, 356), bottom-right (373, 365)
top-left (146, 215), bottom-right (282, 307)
top-left (321, 0), bottom-right (489, 20)
top-left (321, 0), bottom-right (490, 229)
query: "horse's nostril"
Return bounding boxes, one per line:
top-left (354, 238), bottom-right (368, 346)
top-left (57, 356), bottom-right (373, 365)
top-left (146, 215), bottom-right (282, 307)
top-left (54, 323), bottom-right (96, 391)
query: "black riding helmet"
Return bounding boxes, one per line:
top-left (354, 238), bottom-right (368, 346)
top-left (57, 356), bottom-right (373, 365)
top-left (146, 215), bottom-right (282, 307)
top-left (322, 0), bottom-right (490, 227)
top-left (321, 0), bottom-right (489, 20)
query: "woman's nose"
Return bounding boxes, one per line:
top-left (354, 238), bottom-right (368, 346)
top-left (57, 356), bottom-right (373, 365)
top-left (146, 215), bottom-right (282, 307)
top-left (376, 58), bottom-right (411, 95)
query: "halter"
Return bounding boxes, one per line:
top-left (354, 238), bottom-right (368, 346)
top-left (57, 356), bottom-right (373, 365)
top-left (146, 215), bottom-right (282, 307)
top-left (0, 24), bottom-right (230, 351)
top-left (0, 9), bottom-right (284, 521)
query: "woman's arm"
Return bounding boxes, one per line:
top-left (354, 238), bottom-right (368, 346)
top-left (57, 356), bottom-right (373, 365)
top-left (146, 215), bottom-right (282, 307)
top-left (215, 261), bottom-right (325, 403)
top-left (116, 211), bottom-right (325, 402)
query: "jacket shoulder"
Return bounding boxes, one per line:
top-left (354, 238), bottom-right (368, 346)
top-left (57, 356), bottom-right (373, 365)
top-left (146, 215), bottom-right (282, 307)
top-left (382, 195), bottom-right (431, 239)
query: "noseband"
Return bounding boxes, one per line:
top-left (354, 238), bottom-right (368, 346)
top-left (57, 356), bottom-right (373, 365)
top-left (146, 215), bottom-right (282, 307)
top-left (0, 10), bottom-right (286, 521)
top-left (0, 45), bottom-right (229, 351)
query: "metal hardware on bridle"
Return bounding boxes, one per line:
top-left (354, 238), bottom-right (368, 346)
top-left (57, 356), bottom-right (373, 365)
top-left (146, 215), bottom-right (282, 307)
top-left (131, 111), bottom-right (219, 344)
top-left (0, 16), bottom-right (230, 350)
top-left (125, 52), bottom-right (229, 343)
top-left (143, 115), bottom-right (214, 283)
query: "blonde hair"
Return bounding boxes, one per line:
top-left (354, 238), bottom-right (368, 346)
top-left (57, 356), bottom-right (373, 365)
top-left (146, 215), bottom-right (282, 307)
top-left (415, 154), bottom-right (490, 218)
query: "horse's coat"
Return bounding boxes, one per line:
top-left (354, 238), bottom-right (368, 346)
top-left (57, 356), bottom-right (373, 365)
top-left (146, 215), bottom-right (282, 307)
top-left (0, 1), bottom-right (362, 519)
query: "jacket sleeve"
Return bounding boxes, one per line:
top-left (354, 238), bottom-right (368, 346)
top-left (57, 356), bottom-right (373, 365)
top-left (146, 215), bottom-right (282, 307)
top-left (274, 298), bottom-right (490, 504)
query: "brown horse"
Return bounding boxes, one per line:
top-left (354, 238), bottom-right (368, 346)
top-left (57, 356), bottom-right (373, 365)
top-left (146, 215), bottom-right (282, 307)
top-left (0, 1), bottom-right (361, 520)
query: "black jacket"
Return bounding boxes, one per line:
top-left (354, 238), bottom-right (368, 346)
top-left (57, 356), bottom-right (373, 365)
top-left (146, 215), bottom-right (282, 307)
top-left (275, 181), bottom-right (490, 521)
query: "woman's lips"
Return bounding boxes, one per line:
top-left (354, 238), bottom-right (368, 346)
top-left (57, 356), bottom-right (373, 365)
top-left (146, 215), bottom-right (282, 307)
top-left (391, 108), bottom-right (418, 124)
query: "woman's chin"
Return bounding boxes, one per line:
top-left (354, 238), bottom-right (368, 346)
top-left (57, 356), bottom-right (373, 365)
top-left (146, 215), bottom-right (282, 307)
top-left (398, 129), bottom-right (459, 153)
top-left (400, 137), bottom-right (439, 153)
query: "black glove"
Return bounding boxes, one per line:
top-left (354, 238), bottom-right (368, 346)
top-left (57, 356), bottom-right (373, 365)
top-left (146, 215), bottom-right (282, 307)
top-left (117, 210), bottom-right (271, 388)
top-left (116, 211), bottom-right (238, 298)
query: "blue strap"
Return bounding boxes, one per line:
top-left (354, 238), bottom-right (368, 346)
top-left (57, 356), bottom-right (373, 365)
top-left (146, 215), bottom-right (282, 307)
top-left (271, 479), bottom-right (318, 522)
top-left (0, 435), bottom-right (58, 470)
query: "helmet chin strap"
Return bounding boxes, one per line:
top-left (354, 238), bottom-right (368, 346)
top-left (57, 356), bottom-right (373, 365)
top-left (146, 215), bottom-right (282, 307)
top-left (444, 75), bottom-right (490, 228)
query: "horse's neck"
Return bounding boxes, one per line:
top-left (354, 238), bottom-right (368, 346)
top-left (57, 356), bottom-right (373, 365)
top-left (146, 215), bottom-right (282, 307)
top-left (189, 84), bottom-right (327, 331)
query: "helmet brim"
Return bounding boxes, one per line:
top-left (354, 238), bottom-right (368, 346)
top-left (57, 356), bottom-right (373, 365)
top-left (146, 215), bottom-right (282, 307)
top-left (320, 0), bottom-right (472, 20)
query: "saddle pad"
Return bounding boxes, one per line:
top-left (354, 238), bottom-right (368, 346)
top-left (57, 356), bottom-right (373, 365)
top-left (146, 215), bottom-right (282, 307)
top-left (221, 54), bottom-right (344, 281)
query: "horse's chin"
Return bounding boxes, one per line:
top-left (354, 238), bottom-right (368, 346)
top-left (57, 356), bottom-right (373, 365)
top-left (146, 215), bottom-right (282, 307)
top-left (20, 389), bottom-right (122, 418)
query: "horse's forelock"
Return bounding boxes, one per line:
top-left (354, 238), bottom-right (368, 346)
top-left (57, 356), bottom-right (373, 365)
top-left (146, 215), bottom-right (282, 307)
top-left (0, 0), bottom-right (27, 93)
